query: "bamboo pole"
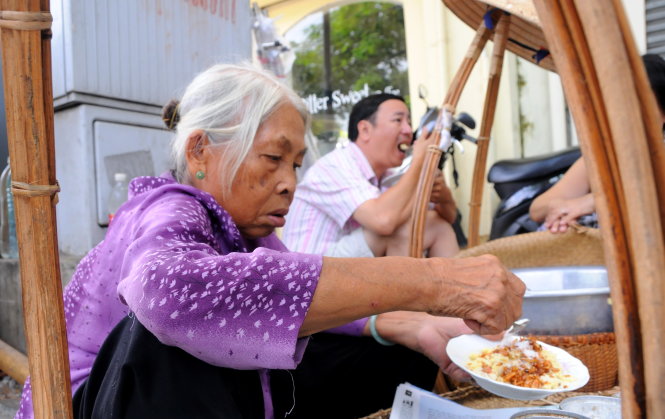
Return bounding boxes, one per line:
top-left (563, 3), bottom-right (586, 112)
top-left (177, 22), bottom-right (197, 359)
top-left (0, 338), bottom-right (28, 384)
top-left (611, 0), bottom-right (665, 245)
top-left (573, 2), bottom-right (665, 415)
top-left (408, 15), bottom-right (498, 258)
top-left (0, 1), bottom-right (73, 417)
top-left (467, 14), bottom-right (510, 247)
top-left (534, 1), bottom-right (640, 414)
top-left (534, 0), bottom-right (665, 416)
top-left (408, 145), bottom-right (443, 257)
top-left (443, 17), bottom-right (496, 109)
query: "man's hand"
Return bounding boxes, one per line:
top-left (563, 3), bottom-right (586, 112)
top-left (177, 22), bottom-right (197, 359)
top-left (430, 170), bottom-right (457, 224)
top-left (410, 127), bottom-right (440, 169)
top-left (429, 170), bottom-right (449, 204)
top-left (426, 255), bottom-right (526, 335)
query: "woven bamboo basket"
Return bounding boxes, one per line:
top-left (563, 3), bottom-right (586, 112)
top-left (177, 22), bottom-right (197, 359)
top-left (454, 226), bottom-right (617, 392)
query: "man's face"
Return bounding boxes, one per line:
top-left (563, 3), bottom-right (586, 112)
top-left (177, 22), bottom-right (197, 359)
top-left (362, 99), bottom-right (413, 176)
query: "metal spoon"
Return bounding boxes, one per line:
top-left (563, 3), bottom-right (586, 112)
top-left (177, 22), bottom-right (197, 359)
top-left (505, 318), bottom-right (530, 336)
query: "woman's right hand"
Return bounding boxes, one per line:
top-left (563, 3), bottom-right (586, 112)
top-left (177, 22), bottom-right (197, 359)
top-left (425, 254), bottom-right (525, 335)
top-left (303, 254), bottom-right (524, 337)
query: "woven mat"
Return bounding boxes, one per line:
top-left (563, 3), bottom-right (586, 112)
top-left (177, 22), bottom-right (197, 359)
top-left (361, 384), bottom-right (621, 419)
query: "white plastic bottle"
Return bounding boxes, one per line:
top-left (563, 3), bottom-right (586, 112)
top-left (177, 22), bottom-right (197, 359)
top-left (107, 173), bottom-right (129, 224)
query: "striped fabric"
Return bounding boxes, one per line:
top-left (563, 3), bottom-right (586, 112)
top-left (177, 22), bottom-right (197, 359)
top-left (283, 142), bottom-right (393, 254)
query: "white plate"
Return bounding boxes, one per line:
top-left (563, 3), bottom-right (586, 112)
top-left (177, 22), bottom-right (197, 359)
top-left (446, 334), bottom-right (590, 400)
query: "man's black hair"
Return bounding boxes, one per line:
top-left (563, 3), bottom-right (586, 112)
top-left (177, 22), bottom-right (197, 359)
top-left (644, 54), bottom-right (665, 113)
top-left (347, 93), bottom-right (405, 141)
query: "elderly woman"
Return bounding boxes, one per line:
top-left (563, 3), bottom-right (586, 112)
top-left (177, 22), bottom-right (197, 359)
top-left (17, 64), bottom-right (524, 419)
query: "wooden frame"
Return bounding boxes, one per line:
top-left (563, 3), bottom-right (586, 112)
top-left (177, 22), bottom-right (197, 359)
top-left (1, 0), bottom-right (663, 417)
top-left (409, 0), bottom-right (664, 416)
top-left (533, 1), bottom-right (665, 416)
top-left (0, 1), bottom-right (72, 417)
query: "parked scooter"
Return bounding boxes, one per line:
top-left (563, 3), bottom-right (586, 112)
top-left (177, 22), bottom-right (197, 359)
top-left (486, 146), bottom-right (581, 240)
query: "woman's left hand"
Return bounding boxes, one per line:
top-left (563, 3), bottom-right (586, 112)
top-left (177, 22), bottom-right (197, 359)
top-left (543, 193), bottom-right (595, 233)
top-left (367, 312), bottom-right (474, 382)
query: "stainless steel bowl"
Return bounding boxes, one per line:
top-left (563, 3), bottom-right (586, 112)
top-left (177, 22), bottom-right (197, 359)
top-left (559, 395), bottom-right (621, 419)
top-left (512, 266), bottom-right (613, 335)
top-left (510, 409), bottom-right (590, 419)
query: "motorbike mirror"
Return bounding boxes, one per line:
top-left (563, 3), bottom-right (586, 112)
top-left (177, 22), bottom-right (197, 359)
top-left (418, 84), bottom-right (429, 101)
top-left (456, 112), bottom-right (476, 130)
top-left (413, 106), bottom-right (439, 141)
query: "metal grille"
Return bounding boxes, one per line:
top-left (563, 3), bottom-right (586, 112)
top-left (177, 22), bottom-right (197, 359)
top-left (647, 0), bottom-right (665, 55)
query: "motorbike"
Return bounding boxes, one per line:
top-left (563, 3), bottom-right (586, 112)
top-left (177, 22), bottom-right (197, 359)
top-left (486, 146), bottom-right (581, 240)
top-left (404, 87), bottom-right (477, 247)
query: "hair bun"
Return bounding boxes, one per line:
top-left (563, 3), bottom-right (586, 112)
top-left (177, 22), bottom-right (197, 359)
top-left (162, 99), bottom-right (181, 130)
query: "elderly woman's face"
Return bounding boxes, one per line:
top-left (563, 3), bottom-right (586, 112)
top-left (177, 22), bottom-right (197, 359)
top-left (196, 103), bottom-right (306, 239)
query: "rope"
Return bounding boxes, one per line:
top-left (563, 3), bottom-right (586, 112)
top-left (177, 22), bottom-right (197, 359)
top-left (11, 181), bottom-right (60, 204)
top-left (0, 11), bottom-right (52, 31)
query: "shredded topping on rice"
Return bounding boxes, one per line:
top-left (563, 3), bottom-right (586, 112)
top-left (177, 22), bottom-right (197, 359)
top-left (467, 337), bottom-right (573, 389)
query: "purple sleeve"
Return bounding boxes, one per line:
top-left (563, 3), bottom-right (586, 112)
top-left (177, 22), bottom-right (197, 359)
top-left (324, 318), bottom-right (368, 336)
top-left (116, 194), bottom-right (322, 370)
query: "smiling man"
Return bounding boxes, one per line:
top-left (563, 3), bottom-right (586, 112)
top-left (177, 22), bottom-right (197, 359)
top-left (283, 93), bottom-right (459, 258)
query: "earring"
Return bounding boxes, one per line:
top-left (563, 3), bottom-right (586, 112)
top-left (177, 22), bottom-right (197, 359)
top-left (195, 170), bottom-right (205, 180)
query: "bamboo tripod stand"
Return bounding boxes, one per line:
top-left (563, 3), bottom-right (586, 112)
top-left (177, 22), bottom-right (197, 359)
top-left (409, 10), bottom-right (513, 255)
top-left (533, 2), bottom-right (665, 417)
top-left (408, 0), bottom-right (665, 417)
top-left (0, 0), bottom-right (662, 418)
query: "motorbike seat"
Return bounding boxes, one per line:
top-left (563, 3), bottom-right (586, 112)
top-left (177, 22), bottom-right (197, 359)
top-left (487, 147), bottom-right (581, 184)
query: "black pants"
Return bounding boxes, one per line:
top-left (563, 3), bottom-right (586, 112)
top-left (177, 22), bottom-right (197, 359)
top-left (73, 316), bottom-right (265, 419)
top-left (74, 317), bottom-right (438, 419)
top-left (270, 333), bottom-right (438, 419)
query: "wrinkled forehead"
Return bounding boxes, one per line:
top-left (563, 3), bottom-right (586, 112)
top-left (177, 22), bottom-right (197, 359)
top-left (252, 104), bottom-right (307, 152)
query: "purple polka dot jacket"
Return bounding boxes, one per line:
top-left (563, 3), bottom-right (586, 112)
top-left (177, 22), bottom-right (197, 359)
top-left (16, 174), bottom-right (329, 418)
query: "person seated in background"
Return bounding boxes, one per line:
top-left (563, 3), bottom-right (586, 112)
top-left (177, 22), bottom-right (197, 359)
top-left (282, 93), bottom-right (459, 258)
top-left (529, 53), bottom-right (665, 233)
top-left (16, 64), bottom-right (524, 419)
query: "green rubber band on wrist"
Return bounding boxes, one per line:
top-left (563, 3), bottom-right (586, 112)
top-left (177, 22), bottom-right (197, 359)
top-left (369, 315), bottom-right (395, 346)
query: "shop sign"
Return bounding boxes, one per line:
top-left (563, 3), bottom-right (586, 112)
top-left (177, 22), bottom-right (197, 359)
top-left (303, 84), bottom-right (401, 114)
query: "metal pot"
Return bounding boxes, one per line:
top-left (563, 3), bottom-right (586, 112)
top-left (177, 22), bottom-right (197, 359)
top-left (512, 266), bottom-right (613, 335)
top-left (510, 409), bottom-right (590, 419)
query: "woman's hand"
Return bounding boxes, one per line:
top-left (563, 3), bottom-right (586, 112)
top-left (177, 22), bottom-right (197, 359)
top-left (425, 255), bottom-right (525, 335)
top-left (369, 312), bottom-right (473, 382)
top-left (304, 255), bottom-right (524, 337)
top-left (543, 193), bottom-right (595, 233)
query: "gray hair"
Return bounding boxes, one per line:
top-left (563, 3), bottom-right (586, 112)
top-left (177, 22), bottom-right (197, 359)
top-left (169, 63), bottom-right (312, 196)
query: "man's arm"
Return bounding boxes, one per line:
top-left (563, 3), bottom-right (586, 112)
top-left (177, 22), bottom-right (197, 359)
top-left (353, 133), bottom-right (440, 235)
